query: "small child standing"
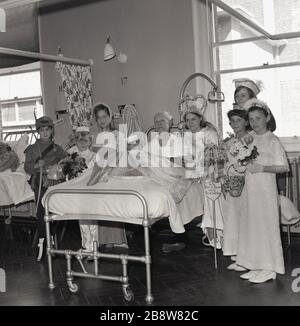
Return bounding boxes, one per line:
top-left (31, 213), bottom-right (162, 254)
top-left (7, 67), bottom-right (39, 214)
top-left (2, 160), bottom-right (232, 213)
top-left (24, 116), bottom-right (66, 261)
top-left (67, 126), bottom-right (97, 254)
top-left (222, 109), bottom-right (251, 272)
top-left (68, 126), bottom-right (95, 169)
top-left (236, 100), bottom-right (289, 283)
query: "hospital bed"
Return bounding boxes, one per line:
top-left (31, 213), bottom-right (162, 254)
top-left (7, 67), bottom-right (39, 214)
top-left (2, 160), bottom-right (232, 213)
top-left (1, 129), bottom-right (36, 225)
top-left (43, 168), bottom-right (202, 304)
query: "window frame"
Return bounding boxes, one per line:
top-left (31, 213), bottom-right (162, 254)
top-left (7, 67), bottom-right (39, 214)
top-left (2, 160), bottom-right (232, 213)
top-left (1, 96), bottom-right (43, 128)
top-left (211, 1), bottom-right (300, 152)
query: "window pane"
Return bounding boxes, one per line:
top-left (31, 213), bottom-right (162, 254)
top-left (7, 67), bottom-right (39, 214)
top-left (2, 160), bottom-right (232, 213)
top-left (1, 103), bottom-right (16, 125)
top-left (218, 37), bottom-right (300, 71)
top-left (218, 40), bottom-right (277, 71)
top-left (220, 66), bottom-right (300, 138)
top-left (18, 100), bottom-right (36, 122)
top-left (216, 0), bottom-right (300, 40)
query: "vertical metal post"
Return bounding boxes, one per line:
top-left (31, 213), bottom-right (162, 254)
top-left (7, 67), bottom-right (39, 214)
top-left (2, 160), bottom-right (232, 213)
top-left (143, 222), bottom-right (153, 304)
top-left (212, 199), bottom-right (218, 269)
top-left (46, 219), bottom-right (55, 289)
top-left (93, 241), bottom-right (98, 276)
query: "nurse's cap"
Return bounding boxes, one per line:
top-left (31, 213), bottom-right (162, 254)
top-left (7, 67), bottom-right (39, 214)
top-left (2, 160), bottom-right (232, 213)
top-left (233, 78), bottom-right (260, 96)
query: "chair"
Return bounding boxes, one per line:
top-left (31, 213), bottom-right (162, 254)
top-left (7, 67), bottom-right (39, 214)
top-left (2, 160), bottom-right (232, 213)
top-left (278, 156), bottom-right (300, 249)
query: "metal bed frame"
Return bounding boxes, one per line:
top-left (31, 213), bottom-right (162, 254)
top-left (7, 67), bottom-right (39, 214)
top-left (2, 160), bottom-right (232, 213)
top-left (44, 188), bottom-right (162, 304)
top-left (1, 128), bottom-right (37, 225)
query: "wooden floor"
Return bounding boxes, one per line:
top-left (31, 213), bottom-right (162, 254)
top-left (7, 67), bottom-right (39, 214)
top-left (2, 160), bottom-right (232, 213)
top-left (0, 220), bottom-right (300, 306)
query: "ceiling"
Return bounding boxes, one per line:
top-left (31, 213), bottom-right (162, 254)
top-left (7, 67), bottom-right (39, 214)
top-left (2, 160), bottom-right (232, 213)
top-left (0, 2), bottom-right (39, 68)
top-left (0, 0), bottom-right (105, 69)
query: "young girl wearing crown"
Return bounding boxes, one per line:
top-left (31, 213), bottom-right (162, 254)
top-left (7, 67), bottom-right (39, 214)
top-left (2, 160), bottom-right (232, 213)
top-left (235, 100), bottom-right (288, 283)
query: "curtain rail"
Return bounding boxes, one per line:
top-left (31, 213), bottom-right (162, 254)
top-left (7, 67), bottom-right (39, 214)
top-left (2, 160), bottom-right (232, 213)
top-left (0, 47), bottom-right (92, 66)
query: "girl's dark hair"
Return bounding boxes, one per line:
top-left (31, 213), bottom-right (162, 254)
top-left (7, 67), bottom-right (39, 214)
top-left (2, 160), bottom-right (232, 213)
top-left (93, 103), bottom-right (111, 119)
top-left (234, 86), bottom-right (256, 105)
top-left (93, 103), bottom-right (115, 131)
top-left (248, 106), bottom-right (276, 132)
top-left (227, 109), bottom-right (251, 131)
top-left (227, 109), bottom-right (248, 121)
top-left (184, 112), bottom-right (207, 129)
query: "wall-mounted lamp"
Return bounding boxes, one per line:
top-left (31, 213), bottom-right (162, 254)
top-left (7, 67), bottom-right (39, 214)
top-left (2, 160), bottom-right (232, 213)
top-left (104, 35), bottom-right (127, 63)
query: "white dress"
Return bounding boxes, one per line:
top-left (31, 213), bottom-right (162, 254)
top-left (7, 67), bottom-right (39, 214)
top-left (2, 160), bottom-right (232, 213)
top-left (67, 146), bottom-right (97, 251)
top-left (184, 127), bottom-right (224, 248)
top-left (79, 130), bottom-right (127, 250)
top-left (236, 131), bottom-right (288, 274)
top-left (221, 136), bottom-right (248, 257)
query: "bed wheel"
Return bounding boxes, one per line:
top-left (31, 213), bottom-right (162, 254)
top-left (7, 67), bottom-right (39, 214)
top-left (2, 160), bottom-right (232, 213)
top-left (68, 282), bottom-right (80, 294)
top-left (123, 286), bottom-right (134, 303)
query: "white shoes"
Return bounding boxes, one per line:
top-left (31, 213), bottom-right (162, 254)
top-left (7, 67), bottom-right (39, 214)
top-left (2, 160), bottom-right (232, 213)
top-left (248, 270), bottom-right (276, 283)
top-left (231, 256), bottom-right (237, 262)
top-left (202, 235), bottom-right (222, 249)
top-left (240, 270), bottom-right (259, 280)
top-left (227, 263), bottom-right (247, 271)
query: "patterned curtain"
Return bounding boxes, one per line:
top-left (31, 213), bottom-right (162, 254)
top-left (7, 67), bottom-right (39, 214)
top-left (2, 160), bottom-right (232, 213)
top-left (55, 62), bottom-right (93, 129)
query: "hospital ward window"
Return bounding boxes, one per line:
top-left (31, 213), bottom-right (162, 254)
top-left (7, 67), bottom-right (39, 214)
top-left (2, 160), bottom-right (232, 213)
top-left (0, 64), bottom-right (43, 135)
top-left (212, 0), bottom-right (300, 141)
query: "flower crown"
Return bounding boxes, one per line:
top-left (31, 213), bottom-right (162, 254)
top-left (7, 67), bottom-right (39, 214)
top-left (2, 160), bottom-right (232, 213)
top-left (181, 94), bottom-right (208, 117)
top-left (243, 98), bottom-right (271, 120)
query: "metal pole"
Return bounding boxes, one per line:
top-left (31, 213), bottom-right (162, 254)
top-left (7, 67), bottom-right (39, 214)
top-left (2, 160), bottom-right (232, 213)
top-left (217, 61), bottom-right (300, 75)
top-left (208, 0), bottom-right (300, 40)
top-left (212, 200), bottom-right (218, 269)
top-left (0, 46), bottom-right (92, 66)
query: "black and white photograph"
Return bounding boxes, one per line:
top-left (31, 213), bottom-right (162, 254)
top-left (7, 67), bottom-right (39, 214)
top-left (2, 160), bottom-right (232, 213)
top-left (0, 0), bottom-right (300, 310)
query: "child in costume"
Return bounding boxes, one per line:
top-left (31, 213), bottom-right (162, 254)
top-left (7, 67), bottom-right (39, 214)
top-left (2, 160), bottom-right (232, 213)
top-left (24, 116), bottom-right (66, 261)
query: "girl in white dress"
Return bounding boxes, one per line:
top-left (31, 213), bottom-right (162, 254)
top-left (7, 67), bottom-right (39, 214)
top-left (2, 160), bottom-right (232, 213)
top-left (222, 109), bottom-right (250, 272)
top-left (89, 102), bottom-right (128, 249)
top-left (236, 100), bottom-right (289, 283)
top-left (182, 104), bottom-right (224, 249)
top-left (67, 126), bottom-right (97, 253)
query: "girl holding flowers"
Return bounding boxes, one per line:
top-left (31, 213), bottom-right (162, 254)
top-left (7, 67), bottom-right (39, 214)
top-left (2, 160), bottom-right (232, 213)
top-left (222, 109), bottom-right (253, 271)
top-left (236, 99), bottom-right (288, 283)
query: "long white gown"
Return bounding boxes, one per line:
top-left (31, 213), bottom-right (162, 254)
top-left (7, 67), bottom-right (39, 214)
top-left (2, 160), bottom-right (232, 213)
top-left (67, 146), bottom-right (99, 251)
top-left (236, 131), bottom-right (288, 274)
top-left (222, 136), bottom-right (248, 257)
top-left (184, 126), bottom-right (224, 248)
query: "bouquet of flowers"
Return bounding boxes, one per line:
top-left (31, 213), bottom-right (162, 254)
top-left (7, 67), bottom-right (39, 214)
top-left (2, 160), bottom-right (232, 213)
top-left (229, 135), bottom-right (259, 167)
top-left (222, 135), bottom-right (259, 197)
top-left (61, 152), bottom-right (87, 180)
top-left (46, 153), bottom-right (87, 185)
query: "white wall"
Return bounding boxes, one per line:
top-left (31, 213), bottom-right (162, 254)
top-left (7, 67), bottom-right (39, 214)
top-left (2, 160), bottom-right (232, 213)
top-left (39, 0), bottom-right (203, 144)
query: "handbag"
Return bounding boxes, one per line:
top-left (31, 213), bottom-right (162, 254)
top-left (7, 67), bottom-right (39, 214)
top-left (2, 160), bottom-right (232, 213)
top-left (222, 164), bottom-right (245, 197)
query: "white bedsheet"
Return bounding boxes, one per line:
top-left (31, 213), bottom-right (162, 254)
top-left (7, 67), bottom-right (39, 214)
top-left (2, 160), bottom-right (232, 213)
top-left (43, 168), bottom-right (190, 233)
top-left (0, 169), bottom-right (34, 206)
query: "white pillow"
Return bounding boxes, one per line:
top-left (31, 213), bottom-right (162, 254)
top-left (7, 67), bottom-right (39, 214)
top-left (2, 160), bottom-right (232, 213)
top-left (11, 134), bottom-right (29, 164)
top-left (280, 195), bottom-right (300, 225)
